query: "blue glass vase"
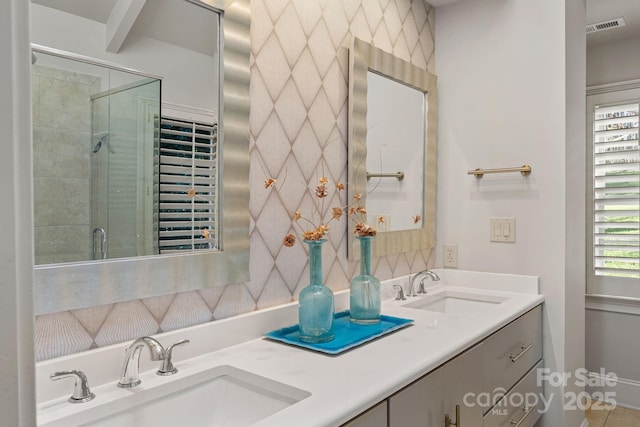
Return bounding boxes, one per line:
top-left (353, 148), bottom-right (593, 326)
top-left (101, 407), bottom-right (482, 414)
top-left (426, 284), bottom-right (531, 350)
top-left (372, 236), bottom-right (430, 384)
top-left (350, 236), bottom-right (381, 324)
top-left (298, 239), bottom-right (335, 343)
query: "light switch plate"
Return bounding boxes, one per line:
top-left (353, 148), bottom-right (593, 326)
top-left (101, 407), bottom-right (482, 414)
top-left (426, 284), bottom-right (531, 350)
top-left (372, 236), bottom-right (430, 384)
top-left (490, 217), bottom-right (516, 243)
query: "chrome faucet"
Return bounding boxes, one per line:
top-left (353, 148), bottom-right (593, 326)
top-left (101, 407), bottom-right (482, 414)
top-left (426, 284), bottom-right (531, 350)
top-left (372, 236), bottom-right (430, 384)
top-left (50, 370), bottom-right (95, 403)
top-left (157, 339), bottom-right (190, 376)
top-left (118, 336), bottom-right (166, 388)
top-left (393, 284), bottom-right (406, 301)
top-left (408, 270), bottom-right (440, 297)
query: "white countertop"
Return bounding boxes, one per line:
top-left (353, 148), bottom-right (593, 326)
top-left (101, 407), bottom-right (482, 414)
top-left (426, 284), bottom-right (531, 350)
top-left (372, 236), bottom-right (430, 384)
top-left (36, 270), bottom-right (544, 427)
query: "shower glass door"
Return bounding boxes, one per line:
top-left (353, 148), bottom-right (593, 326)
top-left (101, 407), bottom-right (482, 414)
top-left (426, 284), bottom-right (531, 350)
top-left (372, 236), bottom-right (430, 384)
top-left (91, 76), bottom-right (160, 260)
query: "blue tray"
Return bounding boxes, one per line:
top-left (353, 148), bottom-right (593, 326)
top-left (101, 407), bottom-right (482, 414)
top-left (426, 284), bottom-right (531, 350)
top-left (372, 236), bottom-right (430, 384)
top-left (264, 311), bottom-right (414, 355)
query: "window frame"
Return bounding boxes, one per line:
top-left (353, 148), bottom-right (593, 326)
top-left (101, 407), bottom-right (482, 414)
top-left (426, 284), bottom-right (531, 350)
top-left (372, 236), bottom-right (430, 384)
top-left (586, 84), bottom-right (640, 300)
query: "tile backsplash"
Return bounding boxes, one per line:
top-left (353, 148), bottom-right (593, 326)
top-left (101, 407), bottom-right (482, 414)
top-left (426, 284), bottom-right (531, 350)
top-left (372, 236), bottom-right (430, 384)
top-left (34, 0), bottom-right (436, 361)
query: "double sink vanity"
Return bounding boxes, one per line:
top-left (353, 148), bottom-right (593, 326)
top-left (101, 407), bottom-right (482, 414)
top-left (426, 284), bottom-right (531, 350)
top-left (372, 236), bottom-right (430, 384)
top-left (37, 270), bottom-right (544, 427)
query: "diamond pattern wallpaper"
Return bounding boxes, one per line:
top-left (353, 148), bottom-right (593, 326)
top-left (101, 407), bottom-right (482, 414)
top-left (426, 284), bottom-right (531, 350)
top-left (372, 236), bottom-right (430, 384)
top-left (34, 0), bottom-right (436, 361)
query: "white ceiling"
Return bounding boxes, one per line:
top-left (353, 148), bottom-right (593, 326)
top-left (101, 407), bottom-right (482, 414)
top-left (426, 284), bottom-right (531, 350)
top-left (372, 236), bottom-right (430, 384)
top-left (587, 0), bottom-right (640, 46)
top-left (31, 0), bottom-right (218, 56)
top-left (34, 0), bottom-right (638, 52)
top-left (33, 0), bottom-right (117, 23)
top-left (427, 0), bottom-right (639, 47)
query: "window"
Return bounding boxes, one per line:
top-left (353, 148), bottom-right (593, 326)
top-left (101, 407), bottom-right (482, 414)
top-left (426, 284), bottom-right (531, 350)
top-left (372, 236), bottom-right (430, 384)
top-left (587, 89), bottom-right (640, 298)
top-left (158, 116), bottom-right (218, 253)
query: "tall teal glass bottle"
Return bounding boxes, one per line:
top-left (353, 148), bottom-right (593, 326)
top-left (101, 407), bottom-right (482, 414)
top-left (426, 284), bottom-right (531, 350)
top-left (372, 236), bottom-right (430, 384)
top-left (298, 239), bottom-right (335, 343)
top-left (350, 236), bottom-right (381, 324)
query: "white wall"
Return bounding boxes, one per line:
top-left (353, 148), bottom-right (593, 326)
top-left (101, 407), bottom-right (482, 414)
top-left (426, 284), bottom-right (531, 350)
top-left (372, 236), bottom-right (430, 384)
top-left (435, 0), bottom-right (585, 425)
top-left (0, 0), bottom-right (36, 425)
top-left (30, 3), bottom-right (218, 115)
top-left (586, 309), bottom-right (640, 381)
top-left (585, 308), bottom-right (640, 410)
top-left (587, 36), bottom-right (640, 86)
top-left (586, 33), bottom-right (640, 409)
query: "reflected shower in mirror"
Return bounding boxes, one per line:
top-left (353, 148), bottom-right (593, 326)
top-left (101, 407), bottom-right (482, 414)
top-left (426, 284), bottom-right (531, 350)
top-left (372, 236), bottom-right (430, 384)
top-left (348, 38), bottom-right (437, 259)
top-left (32, 51), bottom-right (161, 264)
top-left (30, 0), bottom-right (221, 264)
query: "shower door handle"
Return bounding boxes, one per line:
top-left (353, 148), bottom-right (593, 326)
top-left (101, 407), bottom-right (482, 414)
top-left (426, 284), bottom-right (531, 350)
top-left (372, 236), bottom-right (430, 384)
top-left (93, 227), bottom-right (107, 260)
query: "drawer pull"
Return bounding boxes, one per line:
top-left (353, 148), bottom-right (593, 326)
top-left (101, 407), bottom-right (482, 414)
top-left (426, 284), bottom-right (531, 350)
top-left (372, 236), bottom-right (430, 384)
top-left (444, 404), bottom-right (460, 427)
top-left (508, 343), bottom-right (534, 363)
top-left (508, 405), bottom-right (534, 427)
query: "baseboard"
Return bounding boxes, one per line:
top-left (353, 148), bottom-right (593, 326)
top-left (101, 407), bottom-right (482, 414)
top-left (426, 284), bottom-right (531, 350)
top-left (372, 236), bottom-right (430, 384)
top-left (587, 371), bottom-right (640, 411)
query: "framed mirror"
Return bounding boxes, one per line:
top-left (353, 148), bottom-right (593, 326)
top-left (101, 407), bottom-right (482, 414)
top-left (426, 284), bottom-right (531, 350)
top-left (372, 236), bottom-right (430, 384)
top-left (31, 0), bottom-right (250, 315)
top-left (348, 38), bottom-right (437, 259)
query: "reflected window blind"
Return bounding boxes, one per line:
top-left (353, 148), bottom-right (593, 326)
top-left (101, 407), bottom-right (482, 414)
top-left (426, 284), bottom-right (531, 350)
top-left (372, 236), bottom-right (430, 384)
top-left (159, 116), bottom-right (217, 253)
top-left (592, 102), bottom-right (640, 278)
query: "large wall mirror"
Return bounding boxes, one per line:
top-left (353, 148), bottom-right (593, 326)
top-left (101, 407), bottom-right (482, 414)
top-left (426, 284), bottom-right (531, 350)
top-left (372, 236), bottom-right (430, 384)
top-left (348, 38), bottom-right (437, 259)
top-left (30, 0), bottom-right (250, 315)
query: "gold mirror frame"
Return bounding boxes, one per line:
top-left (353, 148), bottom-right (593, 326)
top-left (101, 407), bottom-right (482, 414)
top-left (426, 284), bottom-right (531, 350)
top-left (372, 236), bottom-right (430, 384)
top-left (347, 38), bottom-right (437, 259)
top-left (34, 0), bottom-right (250, 315)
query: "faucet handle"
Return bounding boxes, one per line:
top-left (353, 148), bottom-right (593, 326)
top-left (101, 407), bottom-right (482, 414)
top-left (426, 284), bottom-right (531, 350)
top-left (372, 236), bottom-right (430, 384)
top-left (393, 285), bottom-right (406, 301)
top-left (50, 370), bottom-right (95, 403)
top-left (417, 278), bottom-right (427, 294)
top-left (157, 339), bottom-right (190, 376)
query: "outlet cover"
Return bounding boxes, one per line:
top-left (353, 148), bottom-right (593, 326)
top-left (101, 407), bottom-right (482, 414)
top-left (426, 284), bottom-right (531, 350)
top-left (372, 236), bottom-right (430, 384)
top-left (444, 244), bottom-right (458, 268)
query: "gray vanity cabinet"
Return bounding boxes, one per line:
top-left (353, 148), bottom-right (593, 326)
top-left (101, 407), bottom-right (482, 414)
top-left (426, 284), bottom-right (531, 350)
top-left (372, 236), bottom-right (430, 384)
top-left (388, 342), bottom-right (484, 427)
top-left (444, 342), bottom-right (486, 427)
top-left (387, 358), bottom-right (447, 427)
top-left (342, 402), bottom-right (387, 427)
top-left (481, 305), bottom-right (543, 408)
top-left (340, 305), bottom-right (543, 427)
top-left (388, 306), bottom-right (543, 427)
top-left (483, 360), bottom-right (544, 427)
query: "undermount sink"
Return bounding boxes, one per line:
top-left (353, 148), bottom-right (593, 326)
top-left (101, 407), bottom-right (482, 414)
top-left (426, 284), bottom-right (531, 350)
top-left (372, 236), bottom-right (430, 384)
top-left (402, 291), bottom-right (507, 314)
top-left (90, 365), bottom-right (309, 427)
top-left (41, 365), bottom-right (310, 427)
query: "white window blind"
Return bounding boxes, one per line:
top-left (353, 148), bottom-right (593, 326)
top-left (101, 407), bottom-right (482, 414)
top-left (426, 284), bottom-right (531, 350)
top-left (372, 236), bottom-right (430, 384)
top-left (591, 101), bottom-right (639, 281)
top-left (159, 116), bottom-right (218, 253)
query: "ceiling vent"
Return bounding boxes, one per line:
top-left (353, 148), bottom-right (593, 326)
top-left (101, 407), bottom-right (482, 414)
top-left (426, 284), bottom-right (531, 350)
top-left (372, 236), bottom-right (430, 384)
top-left (586, 17), bottom-right (626, 34)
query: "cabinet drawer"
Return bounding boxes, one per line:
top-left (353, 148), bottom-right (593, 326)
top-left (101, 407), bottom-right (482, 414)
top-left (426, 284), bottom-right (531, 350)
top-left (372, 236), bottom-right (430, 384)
top-left (483, 360), bottom-right (544, 427)
top-left (482, 305), bottom-right (542, 401)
